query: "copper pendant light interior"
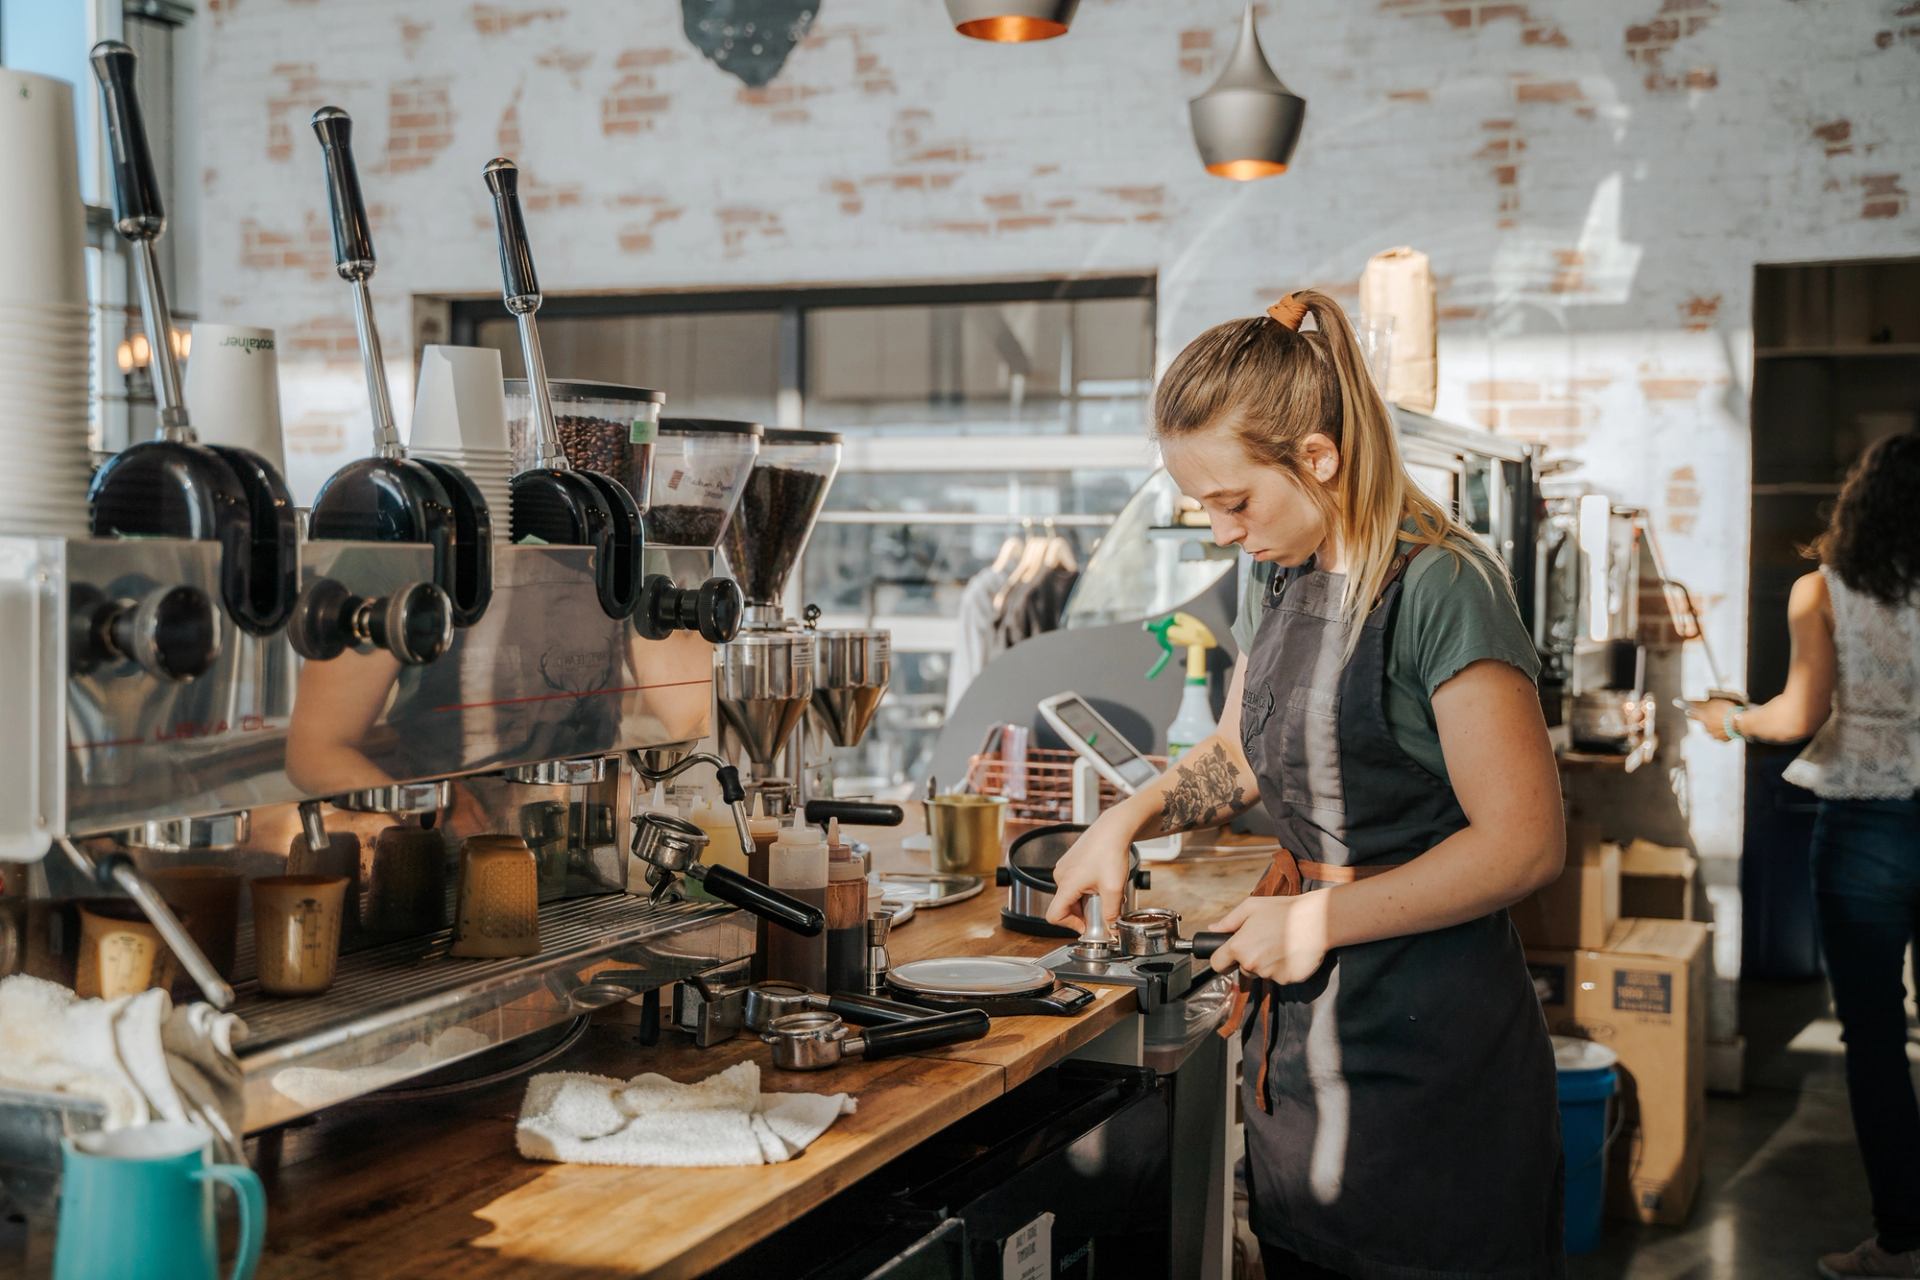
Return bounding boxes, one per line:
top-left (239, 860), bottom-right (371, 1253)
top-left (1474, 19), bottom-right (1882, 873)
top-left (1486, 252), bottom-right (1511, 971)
top-left (955, 16), bottom-right (1071, 42)
top-left (1206, 158), bottom-right (1291, 181)
top-left (946, 0), bottom-right (1080, 43)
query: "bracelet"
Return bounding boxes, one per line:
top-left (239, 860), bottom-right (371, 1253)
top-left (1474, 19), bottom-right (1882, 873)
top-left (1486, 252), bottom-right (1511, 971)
top-left (1723, 706), bottom-right (1747, 742)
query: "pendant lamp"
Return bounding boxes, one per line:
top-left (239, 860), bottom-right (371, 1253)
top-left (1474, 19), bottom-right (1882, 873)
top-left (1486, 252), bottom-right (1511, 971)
top-left (1190, 4), bottom-right (1306, 180)
top-left (945, 0), bottom-right (1079, 43)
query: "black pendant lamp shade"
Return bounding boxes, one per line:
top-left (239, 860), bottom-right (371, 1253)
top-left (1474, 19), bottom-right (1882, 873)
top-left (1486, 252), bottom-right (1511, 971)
top-left (1190, 5), bottom-right (1306, 180)
top-left (945, 0), bottom-right (1079, 43)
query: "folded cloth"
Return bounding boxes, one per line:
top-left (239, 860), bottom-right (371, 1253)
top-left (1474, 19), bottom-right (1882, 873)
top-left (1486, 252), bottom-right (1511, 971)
top-left (0, 975), bottom-right (249, 1163)
top-left (516, 1060), bottom-right (855, 1167)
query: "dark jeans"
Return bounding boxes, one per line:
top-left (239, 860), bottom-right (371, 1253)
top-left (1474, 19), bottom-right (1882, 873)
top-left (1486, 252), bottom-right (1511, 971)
top-left (1259, 1243), bottom-right (1348, 1279)
top-left (1813, 794), bottom-right (1920, 1253)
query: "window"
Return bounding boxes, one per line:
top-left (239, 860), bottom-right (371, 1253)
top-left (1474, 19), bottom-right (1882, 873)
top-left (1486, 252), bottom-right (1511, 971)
top-left (451, 278), bottom-right (1157, 792)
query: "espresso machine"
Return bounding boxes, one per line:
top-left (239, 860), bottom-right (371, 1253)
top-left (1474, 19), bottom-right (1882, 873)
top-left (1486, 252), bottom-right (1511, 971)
top-left (0, 44), bottom-right (822, 1169)
top-left (713, 428), bottom-right (894, 810)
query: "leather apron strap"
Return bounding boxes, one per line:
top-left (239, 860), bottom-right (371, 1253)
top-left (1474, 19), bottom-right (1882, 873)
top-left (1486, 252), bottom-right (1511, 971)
top-left (1217, 849), bottom-right (1396, 1113)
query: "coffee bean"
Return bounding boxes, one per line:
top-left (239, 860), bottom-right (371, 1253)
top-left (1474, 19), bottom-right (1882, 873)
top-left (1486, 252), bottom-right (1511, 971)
top-left (717, 466), bottom-right (830, 604)
top-left (645, 503), bottom-right (730, 547)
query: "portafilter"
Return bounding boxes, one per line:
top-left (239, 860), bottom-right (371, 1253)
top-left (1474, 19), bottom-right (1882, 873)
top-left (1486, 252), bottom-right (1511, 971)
top-left (305, 107), bottom-right (494, 630)
top-left (483, 158), bottom-right (643, 620)
top-left (760, 1008), bottom-right (989, 1072)
top-left (631, 811), bottom-right (824, 936)
top-left (741, 981), bottom-right (926, 1034)
top-left (88, 43), bottom-right (297, 638)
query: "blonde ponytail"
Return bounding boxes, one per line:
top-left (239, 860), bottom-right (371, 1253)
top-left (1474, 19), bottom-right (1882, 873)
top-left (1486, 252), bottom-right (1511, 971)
top-left (1153, 289), bottom-right (1492, 660)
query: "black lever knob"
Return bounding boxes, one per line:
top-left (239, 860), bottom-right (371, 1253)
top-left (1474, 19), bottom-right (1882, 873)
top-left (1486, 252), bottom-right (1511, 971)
top-left (289, 578), bottom-right (454, 665)
top-left (309, 106), bottom-right (375, 280)
top-left (72, 584), bottom-right (221, 681)
top-left (633, 574), bottom-right (742, 643)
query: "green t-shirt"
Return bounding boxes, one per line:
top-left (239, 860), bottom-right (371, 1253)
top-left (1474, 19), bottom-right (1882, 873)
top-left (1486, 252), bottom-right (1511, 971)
top-left (1230, 539), bottom-right (1541, 783)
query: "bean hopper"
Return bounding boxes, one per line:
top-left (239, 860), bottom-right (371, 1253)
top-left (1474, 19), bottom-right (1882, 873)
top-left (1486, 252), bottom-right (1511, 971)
top-left (712, 428), bottom-right (893, 805)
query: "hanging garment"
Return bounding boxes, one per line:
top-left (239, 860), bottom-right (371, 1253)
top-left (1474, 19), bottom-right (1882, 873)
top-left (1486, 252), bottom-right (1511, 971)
top-left (1232, 547), bottom-right (1564, 1280)
top-left (995, 565), bottom-right (1079, 650)
top-left (946, 564), bottom-right (1011, 714)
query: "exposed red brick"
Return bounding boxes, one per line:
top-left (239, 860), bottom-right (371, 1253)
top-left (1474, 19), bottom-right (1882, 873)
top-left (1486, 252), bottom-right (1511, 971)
top-left (1388, 89), bottom-right (1432, 102)
top-left (537, 49), bottom-right (592, 79)
top-left (617, 47), bottom-right (680, 69)
top-left (1507, 405), bottom-right (1585, 431)
top-left (1874, 30), bottom-right (1894, 48)
top-left (398, 18), bottom-right (432, 57)
top-left (1859, 173), bottom-right (1909, 219)
top-left (1812, 119), bottom-right (1853, 157)
top-left (1469, 379), bottom-right (1541, 401)
top-left (996, 215), bottom-right (1056, 233)
top-left (1438, 304), bottom-right (1484, 321)
top-left (1514, 79), bottom-right (1583, 103)
top-left (1626, 0), bottom-right (1720, 91)
top-left (1493, 164), bottom-right (1518, 185)
top-left (1640, 376), bottom-right (1706, 400)
top-left (1098, 185), bottom-right (1165, 206)
top-left (387, 78), bottom-right (455, 174)
top-left (1681, 294), bottom-right (1721, 330)
top-left (1665, 465), bottom-right (1700, 535)
top-left (1068, 214), bottom-right (1128, 226)
top-left (471, 3), bottom-right (563, 37)
top-left (926, 220), bottom-right (991, 237)
top-left (984, 193), bottom-right (1025, 213)
top-left (1180, 28), bottom-right (1213, 50)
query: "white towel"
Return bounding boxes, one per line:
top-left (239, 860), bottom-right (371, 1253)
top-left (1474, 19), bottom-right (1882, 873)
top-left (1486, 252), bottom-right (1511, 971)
top-left (516, 1060), bottom-right (855, 1167)
top-left (0, 975), bottom-right (249, 1163)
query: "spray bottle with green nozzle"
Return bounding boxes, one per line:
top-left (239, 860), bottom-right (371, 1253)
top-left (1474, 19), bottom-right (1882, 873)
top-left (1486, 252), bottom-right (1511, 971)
top-left (1146, 611), bottom-right (1218, 762)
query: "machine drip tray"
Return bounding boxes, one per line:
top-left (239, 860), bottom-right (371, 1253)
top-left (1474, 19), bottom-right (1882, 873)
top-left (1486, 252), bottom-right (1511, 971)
top-left (233, 894), bottom-right (750, 1132)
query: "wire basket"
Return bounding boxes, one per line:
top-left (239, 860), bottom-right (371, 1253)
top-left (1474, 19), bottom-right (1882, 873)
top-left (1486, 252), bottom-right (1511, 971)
top-left (963, 747), bottom-right (1170, 833)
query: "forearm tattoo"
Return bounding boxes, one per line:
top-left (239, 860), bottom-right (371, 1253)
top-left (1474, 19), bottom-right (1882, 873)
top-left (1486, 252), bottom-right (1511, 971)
top-left (1151, 744), bottom-right (1257, 835)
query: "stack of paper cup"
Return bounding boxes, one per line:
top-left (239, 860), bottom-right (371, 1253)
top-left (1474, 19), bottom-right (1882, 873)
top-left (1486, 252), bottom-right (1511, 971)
top-left (184, 323), bottom-right (286, 474)
top-left (0, 69), bottom-right (92, 538)
top-left (409, 344), bottom-right (512, 538)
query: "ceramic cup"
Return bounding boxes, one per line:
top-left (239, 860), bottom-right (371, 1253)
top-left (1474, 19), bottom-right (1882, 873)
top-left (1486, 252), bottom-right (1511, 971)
top-left (449, 834), bottom-right (540, 958)
top-left (74, 899), bottom-right (177, 1000)
top-left (287, 831), bottom-right (364, 938)
top-left (249, 875), bottom-right (347, 996)
top-left (55, 1121), bottom-right (264, 1280)
top-left (147, 867), bottom-right (244, 981)
top-left (366, 825), bottom-right (450, 937)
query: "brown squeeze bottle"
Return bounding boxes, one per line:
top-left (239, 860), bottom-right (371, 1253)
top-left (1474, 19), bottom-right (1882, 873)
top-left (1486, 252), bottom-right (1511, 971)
top-left (824, 819), bottom-right (868, 995)
top-left (746, 799), bottom-right (785, 982)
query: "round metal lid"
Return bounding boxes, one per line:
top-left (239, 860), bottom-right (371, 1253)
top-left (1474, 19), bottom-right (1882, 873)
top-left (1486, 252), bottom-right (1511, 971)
top-left (761, 426), bottom-right (844, 446)
top-left (660, 417), bottom-right (765, 437)
top-left (888, 955), bottom-right (1054, 996)
top-left (504, 378), bottom-right (667, 404)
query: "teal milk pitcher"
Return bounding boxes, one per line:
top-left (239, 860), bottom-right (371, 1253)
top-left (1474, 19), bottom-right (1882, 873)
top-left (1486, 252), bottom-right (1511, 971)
top-left (55, 1121), bottom-right (265, 1280)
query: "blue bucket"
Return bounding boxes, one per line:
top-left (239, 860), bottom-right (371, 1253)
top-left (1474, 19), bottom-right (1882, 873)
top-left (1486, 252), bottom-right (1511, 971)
top-left (1553, 1036), bottom-right (1620, 1256)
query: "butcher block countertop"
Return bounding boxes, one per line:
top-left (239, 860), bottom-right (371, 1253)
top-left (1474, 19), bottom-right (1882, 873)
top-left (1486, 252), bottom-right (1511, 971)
top-left (254, 811), bottom-right (1267, 1279)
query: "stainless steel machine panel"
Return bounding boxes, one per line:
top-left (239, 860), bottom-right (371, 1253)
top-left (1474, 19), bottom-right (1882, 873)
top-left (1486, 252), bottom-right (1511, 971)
top-left (55, 539), bottom-right (715, 838)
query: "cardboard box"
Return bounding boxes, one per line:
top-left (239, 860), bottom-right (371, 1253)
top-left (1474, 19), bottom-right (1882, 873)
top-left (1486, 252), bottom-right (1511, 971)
top-left (1619, 839), bottom-right (1697, 922)
top-left (1511, 831), bottom-right (1620, 951)
top-left (1527, 918), bottom-right (1710, 1227)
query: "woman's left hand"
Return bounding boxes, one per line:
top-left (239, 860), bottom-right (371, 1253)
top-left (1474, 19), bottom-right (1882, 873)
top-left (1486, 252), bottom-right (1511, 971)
top-left (1686, 697), bottom-right (1742, 742)
top-left (1206, 893), bottom-right (1333, 985)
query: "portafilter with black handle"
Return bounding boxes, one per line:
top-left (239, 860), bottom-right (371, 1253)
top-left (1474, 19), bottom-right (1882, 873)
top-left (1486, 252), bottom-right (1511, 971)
top-left (88, 42), bottom-right (298, 639)
top-left (761, 1008), bottom-right (989, 1072)
top-left (631, 810), bottom-right (825, 936)
top-left (306, 107), bottom-right (494, 631)
top-left (482, 158), bottom-right (643, 620)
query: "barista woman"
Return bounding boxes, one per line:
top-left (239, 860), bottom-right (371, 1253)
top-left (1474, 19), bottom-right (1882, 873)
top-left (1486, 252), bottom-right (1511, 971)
top-left (1048, 292), bottom-right (1568, 1279)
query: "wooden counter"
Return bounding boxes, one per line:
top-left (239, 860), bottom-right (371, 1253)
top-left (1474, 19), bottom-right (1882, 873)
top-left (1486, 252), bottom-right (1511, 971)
top-left (255, 816), bottom-right (1269, 1279)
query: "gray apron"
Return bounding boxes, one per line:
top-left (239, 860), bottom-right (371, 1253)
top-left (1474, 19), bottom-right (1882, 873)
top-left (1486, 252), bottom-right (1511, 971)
top-left (1234, 548), bottom-right (1564, 1280)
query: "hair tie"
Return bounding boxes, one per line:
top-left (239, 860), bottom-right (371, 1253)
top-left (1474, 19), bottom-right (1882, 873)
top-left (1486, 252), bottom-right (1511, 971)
top-left (1266, 294), bottom-right (1309, 331)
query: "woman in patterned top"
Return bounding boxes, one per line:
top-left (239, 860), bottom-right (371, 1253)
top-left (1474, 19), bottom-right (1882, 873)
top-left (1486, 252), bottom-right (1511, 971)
top-left (1691, 433), bottom-right (1920, 1280)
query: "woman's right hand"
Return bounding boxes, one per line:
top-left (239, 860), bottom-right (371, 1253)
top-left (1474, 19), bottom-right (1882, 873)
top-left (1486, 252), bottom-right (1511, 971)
top-left (1042, 810), bottom-right (1135, 933)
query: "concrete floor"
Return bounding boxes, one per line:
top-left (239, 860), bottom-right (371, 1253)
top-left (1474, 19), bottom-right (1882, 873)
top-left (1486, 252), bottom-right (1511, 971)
top-left (1568, 978), bottom-right (1920, 1280)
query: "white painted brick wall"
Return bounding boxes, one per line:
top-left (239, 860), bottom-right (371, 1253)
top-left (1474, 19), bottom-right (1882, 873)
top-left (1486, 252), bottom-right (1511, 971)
top-left (194, 0), bottom-right (1920, 877)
